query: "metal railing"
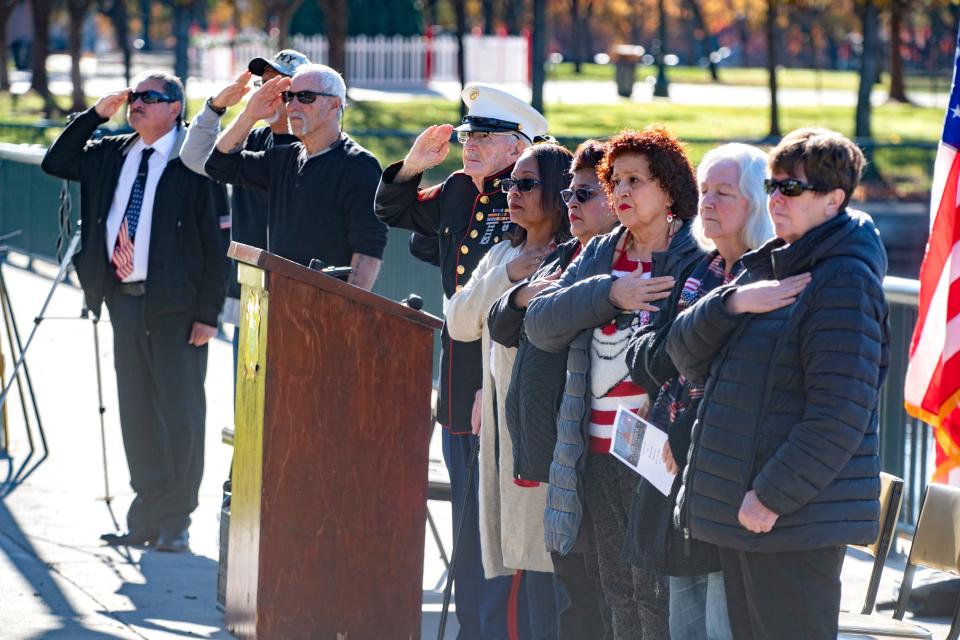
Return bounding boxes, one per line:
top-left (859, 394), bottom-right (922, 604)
top-left (879, 276), bottom-right (930, 533)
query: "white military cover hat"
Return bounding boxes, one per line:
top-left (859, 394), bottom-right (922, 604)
top-left (455, 83), bottom-right (548, 143)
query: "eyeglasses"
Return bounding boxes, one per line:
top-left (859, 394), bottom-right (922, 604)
top-left (128, 90), bottom-right (177, 105)
top-left (561, 187), bottom-right (600, 204)
top-left (457, 131), bottom-right (516, 145)
top-left (763, 178), bottom-right (826, 197)
top-left (281, 90), bottom-right (338, 104)
top-left (500, 178), bottom-right (543, 193)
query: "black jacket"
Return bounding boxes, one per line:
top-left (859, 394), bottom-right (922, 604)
top-left (205, 134), bottom-right (386, 269)
top-left (667, 210), bottom-right (889, 553)
top-left (488, 238), bottom-right (580, 482)
top-left (375, 161), bottom-right (515, 433)
top-left (41, 108), bottom-right (227, 330)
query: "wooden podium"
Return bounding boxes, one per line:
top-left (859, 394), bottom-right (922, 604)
top-left (225, 243), bottom-right (442, 640)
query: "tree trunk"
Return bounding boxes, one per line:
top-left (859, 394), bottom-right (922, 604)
top-left (422, 0), bottom-right (436, 28)
top-left (173, 2), bottom-right (190, 84)
top-left (653, 0), bottom-right (669, 97)
top-left (736, 6), bottom-right (750, 67)
top-left (321, 0), bottom-right (346, 75)
top-left (482, 0), bottom-right (494, 34)
top-left (531, 0), bottom-right (545, 113)
top-left (139, 0), bottom-right (152, 49)
top-left (688, 0), bottom-right (719, 81)
top-left (455, 0), bottom-right (466, 119)
top-left (766, 0), bottom-right (779, 138)
top-left (856, 0), bottom-right (879, 140)
top-left (584, 1), bottom-right (594, 62)
top-left (99, 0), bottom-right (132, 85)
top-left (571, 0), bottom-right (581, 73)
top-left (629, 0), bottom-right (642, 44)
top-left (0, 0), bottom-right (16, 90)
top-left (504, 0), bottom-right (521, 35)
top-left (30, 0), bottom-right (61, 116)
top-left (888, 0), bottom-right (909, 102)
top-left (67, 0), bottom-right (91, 112)
top-left (266, 0), bottom-right (304, 50)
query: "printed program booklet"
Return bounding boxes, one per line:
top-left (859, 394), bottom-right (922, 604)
top-left (610, 406), bottom-right (677, 496)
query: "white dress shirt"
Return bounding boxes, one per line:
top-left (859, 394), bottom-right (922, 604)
top-left (104, 128), bottom-right (177, 282)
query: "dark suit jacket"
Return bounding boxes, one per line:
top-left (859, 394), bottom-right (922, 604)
top-left (41, 108), bottom-right (227, 331)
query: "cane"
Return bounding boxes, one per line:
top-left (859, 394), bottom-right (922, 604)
top-left (437, 433), bottom-right (481, 640)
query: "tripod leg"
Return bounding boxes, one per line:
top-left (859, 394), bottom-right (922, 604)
top-left (437, 434), bottom-right (481, 640)
top-left (91, 317), bottom-right (112, 503)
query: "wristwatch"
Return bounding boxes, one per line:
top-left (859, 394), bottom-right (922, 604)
top-left (206, 96), bottom-right (227, 116)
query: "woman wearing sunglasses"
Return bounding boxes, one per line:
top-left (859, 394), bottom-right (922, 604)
top-left (446, 143), bottom-right (575, 639)
top-left (622, 143), bottom-right (775, 640)
top-left (486, 140), bottom-right (617, 638)
top-left (525, 126), bottom-right (703, 639)
top-left (665, 128), bottom-right (888, 639)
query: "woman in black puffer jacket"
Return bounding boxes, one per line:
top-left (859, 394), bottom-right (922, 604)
top-left (623, 143), bottom-right (775, 640)
top-left (666, 128), bottom-right (889, 640)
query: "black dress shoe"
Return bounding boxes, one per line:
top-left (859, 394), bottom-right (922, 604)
top-left (154, 528), bottom-right (190, 553)
top-left (100, 529), bottom-right (155, 546)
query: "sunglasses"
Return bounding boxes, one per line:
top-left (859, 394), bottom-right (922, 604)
top-left (763, 178), bottom-right (826, 197)
top-left (281, 90), bottom-right (338, 104)
top-left (128, 90), bottom-right (177, 105)
top-left (457, 131), bottom-right (516, 144)
top-left (561, 187), bottom-right (600, 204)
top-left (500, 178), bottom-right (543, 193)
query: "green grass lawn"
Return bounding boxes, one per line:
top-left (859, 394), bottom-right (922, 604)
top-left (550, 62), bottom-right (953, 95)
top-left (346, 97), bottom-right (942, 145)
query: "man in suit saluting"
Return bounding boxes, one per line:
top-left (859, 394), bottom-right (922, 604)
top-left (41, 71), bottom-right (227, 553)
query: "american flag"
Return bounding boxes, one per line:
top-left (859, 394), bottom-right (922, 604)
top-left (111, 217), bottom-right (135, 280)
top-left (904, 25), bottom-right (960, 484)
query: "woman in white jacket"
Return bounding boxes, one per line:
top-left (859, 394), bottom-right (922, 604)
top-left (447, 142), bottom-right (574, 638)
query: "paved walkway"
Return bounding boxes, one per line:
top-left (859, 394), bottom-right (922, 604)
top-left (0, 254), bottom-right (952, 639)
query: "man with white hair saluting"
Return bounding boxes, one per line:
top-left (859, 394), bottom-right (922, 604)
top-left (205, 63), bottom-right (387, 290)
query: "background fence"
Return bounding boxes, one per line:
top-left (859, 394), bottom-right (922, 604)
top-left (193, 33), bottom-right (529, 86)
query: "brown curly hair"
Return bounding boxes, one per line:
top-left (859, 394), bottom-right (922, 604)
top-left (597, 125), bottom-right (698, 221)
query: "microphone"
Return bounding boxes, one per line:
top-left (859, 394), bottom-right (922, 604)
top-left (402, 294), bottom-right (423, 311)
top-left (308, 259), bottom-right (352, 279)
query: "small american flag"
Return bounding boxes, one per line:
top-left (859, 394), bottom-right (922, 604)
top-left (111, 217), bottom-right (135, 280)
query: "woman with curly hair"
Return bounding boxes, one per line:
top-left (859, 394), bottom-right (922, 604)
top-left (526, 126), bottom-right (704, 639)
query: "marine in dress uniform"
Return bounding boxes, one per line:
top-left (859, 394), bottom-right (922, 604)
top-left (375, 84), bottom-right (548, 639)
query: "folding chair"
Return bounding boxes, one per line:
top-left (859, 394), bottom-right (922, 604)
top-left (837, 475), bottom-right (950, 639)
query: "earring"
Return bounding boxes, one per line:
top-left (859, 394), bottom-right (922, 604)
top-left (666, 211), bottom-right (675, 224)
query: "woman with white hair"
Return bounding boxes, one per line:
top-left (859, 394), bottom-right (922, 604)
top-left (623, 143), bottom-right (775, 640)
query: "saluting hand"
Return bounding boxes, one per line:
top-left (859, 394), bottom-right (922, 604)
top-left (608, 272), bottom-right (675, 312)
top-left (211, 70), bottom-right (253, 111)
top-left (726, 273), bottom-right (811, 315)
top-left (94, 88), bottom-right (131, 119)
top-left (404, 124), bottom-right (454, 174)
top-left (241, 75), bottom-right (291, 123)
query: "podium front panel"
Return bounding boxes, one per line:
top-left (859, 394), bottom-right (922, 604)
top-left (227, 261), bottom-right (434, 640)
